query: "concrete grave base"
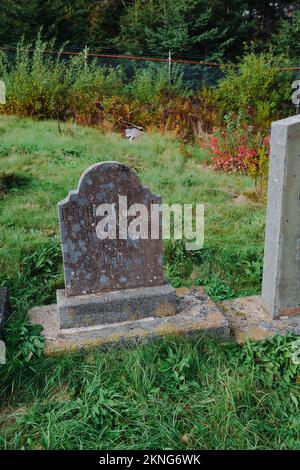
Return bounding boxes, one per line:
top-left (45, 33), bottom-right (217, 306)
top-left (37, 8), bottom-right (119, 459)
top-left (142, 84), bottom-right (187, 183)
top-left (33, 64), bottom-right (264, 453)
top-left (28, 287), bottom-right (230, 354)
top-left (57, 284), bottom-right (177, 329)
top-left (219, 295), bottom-right (300, 343)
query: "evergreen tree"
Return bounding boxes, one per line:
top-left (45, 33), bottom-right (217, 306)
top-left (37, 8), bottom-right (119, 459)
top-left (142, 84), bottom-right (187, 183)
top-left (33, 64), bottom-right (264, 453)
top-left (0, 1), bottom-right (299, 60)
top-left (118, 0), bottom-right (253, 60)
top-left (0, 0), bottom-right (126, 49)
top-left (272, 9), bottom-right (300, 63)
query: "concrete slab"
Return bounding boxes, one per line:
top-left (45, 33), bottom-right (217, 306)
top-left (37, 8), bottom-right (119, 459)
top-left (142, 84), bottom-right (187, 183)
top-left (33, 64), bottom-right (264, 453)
top-left (219, 295), bottom-right (300, 343)
top-left (57, 284), bottom-right (177, 329)
top-left (29, 287), bottom-right (230, 354)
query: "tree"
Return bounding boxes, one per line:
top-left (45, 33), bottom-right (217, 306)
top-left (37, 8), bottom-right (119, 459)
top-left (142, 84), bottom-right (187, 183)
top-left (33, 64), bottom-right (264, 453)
top-left (118, 0), bottom-right (253, 60)
top-left (0, 0), bottom-right (299, 60)
top-left (247, 1), bottom-right (299, 38)
top-left (272, 9), bottom-right (300, 63)
top-left (0, 0), bottom-right (126, 49)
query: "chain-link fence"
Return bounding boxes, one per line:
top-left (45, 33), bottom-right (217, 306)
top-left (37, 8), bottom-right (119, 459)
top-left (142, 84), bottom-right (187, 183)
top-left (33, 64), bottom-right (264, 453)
top-left (0, 46), bottom-right (227, 92)
top-left (83, 52), bottom-right (226, 90)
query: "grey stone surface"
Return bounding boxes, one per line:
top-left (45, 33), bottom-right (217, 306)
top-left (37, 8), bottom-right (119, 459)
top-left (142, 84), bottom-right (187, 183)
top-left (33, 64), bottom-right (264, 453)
top-left (0, 287), bottom-right (10, 337)
top-left (220, 295), bottom-right (300, 343)
top-left (262, 115), bottom-right (300, 319)
top-left (58, 161), bottom-right (164, 297)
top-left (28, 287), bottom-right (230, 354)
top-left (57, 284), bottom-right (177, 329)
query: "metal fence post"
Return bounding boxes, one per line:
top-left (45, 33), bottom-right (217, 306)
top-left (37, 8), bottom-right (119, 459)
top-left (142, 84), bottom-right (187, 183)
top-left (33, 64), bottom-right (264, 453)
top-left (84, 45), bottom-right (88, 71)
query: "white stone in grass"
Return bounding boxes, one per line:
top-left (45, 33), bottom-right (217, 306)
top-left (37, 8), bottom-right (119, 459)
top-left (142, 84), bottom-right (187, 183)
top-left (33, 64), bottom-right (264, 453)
top-left (125, 128), bottom-right (143, 140)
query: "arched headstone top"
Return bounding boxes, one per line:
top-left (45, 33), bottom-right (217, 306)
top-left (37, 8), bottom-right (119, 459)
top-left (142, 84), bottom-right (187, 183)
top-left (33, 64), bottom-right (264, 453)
top-left (59, 161), bottom-right (157, 207)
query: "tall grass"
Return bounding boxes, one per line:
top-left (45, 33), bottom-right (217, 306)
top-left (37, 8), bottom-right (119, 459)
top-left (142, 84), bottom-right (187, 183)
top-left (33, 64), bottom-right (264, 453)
top-left (0, 38), bottom-right (185, 119)
top-left (0, 38), bottom-right (124, 120)
top-left (0, 38), bottom-right (218, 139)
top-left (0, 39), bottom-right (294, 139)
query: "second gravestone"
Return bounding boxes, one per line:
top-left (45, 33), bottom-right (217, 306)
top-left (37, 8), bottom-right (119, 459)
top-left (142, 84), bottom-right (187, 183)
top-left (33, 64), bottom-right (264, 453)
top-left (262, 115), bottom-right (300, 318)
top-left (57, 162), bottom-right (177, 329)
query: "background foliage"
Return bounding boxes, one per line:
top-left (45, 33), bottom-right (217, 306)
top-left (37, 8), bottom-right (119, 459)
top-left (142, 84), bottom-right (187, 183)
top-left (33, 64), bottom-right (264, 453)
top-left (0, 1), bottom-right (300, 61)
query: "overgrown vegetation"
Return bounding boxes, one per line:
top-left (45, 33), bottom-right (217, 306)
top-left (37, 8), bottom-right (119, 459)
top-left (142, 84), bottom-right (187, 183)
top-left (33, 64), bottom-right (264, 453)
top-left (1, 334), bottom-right (300, 450)
top-left (200, 115), bottom-right (271, 196)
top-left (0, 38), bottom-right (212, 141)
top-left (0, 39), bottom-right (294, 163)
top-left (216, 52), bottom-right (292, 130)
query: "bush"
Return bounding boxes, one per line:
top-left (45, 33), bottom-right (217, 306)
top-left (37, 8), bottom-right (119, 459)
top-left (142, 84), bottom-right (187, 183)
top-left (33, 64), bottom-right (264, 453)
top-left (0, 40), bottom-right (293, 141)
top-left (201, 114), bottom-right (270, 192)
top-left (0, 38), bottom-right (220, 139)
top-left (216, 52), bottom-right (293, 130)
top-left (0, 38), bottom-right (125, 123)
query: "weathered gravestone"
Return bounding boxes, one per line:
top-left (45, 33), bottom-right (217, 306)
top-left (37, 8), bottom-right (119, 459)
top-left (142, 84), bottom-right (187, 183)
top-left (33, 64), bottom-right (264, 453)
top-left (262, 115), bottom-right (300, 318)
top-left (57, 161), bottom-right (177, 329)
top-left (28, 161), bottom-right (230, 352)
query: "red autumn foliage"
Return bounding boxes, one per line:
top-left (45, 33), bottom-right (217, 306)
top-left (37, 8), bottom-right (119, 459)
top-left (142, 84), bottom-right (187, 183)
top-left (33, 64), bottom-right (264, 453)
top-left (201, 128), bottom-right (270, 176)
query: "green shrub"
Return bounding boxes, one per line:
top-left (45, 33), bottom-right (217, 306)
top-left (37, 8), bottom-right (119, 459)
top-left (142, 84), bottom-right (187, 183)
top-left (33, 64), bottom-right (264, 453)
top-left (0, 37), bottom-right (124, 121)
top-left (216, 52), bottom-right (293, 130)
top-left (230, 334), bottom-right (300, 386)
top-left (0, 38), bottom-right (216, 138)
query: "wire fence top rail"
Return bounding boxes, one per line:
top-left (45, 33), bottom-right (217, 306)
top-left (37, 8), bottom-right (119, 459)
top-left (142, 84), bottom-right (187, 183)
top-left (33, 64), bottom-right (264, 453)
top-left (0, 45), bottom-right (228, 68)
top-left (0, 45), bottom-right (298, 69)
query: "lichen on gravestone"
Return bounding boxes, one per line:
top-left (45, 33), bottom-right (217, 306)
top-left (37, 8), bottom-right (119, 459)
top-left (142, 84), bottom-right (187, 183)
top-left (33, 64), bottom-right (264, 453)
top-left (58, 161), bottom-right (164, 296)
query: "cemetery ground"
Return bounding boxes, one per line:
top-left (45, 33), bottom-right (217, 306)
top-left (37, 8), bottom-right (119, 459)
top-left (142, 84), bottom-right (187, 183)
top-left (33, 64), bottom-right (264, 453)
top-left (0, 115), bottom-right (299, 450)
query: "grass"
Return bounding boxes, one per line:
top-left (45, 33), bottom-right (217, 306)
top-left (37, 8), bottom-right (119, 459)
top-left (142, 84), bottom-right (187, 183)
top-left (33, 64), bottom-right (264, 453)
top-left (0, 114), bottom-right (264, 313)
top-left (1, 115), bottom-right (298, 450)
top-left (1, 334), bottom-right (300, 450)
